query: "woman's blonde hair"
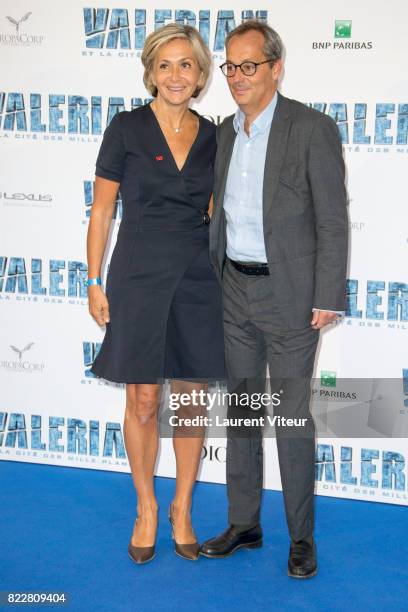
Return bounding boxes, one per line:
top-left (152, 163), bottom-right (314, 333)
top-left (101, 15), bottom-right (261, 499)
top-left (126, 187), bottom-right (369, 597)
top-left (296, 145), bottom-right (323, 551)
top-left (141, 23), bottom-right (212, 98)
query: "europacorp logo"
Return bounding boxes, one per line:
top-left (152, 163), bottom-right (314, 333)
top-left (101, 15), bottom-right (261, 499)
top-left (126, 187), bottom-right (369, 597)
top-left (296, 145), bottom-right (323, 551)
top-left (348, 197), bottom-right (365, 233)
top-left (0, 12), bottom-right (44, 46)
top-left (0, 342), bottom-right (45, 374)
top-left (313, 19), bottom-right (373, 50)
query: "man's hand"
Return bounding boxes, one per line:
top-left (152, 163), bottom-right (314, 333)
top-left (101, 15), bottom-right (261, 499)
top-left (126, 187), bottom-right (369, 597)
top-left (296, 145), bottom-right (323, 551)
top-left (88, 285), bottom-right (110, 326)
top-left (311, 309), bottom-right (338, 329)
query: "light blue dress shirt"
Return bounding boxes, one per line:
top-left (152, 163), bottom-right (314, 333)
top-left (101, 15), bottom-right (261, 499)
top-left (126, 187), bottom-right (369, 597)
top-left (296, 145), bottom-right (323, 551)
top-left (223, 92), bottom-right (343, 316)
top-left (224, 92), bottom-right (278, 263)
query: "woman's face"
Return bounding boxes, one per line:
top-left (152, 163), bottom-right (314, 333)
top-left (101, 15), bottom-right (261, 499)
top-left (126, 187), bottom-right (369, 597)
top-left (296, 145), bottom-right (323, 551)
top-left (152, 38), bottom-right (203, 105)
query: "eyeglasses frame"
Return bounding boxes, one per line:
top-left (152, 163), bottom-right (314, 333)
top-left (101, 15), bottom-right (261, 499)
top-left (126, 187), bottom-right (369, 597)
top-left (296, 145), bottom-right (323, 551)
top-left (219, 59), bottom-right (273, 77)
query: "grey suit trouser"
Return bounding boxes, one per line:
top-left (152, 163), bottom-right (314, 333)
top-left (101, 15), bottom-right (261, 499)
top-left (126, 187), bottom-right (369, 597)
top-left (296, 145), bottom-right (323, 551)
top-left (222, 259), bottom-right (319, 542)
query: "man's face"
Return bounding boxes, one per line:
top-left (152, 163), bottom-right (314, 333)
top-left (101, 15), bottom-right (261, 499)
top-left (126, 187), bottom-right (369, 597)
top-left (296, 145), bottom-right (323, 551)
top-left (225, 30), bottom-right (282, 115)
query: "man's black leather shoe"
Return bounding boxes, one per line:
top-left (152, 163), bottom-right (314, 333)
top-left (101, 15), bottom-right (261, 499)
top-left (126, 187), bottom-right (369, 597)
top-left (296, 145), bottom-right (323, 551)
top-left (288, 538), bottom-right (317, 578)
top-left (200, 525), bottom-right (263, 558)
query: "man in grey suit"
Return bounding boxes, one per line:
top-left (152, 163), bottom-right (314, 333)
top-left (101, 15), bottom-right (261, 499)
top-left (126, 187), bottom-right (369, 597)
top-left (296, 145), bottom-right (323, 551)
top-left (200, 21), bottom-right (348, 578)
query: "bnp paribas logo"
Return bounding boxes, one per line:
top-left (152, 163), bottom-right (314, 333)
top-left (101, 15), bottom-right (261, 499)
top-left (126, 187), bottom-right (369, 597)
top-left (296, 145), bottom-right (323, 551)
top-left (320, 370), bottom-right (337, 387)
top-left (334, 20), bottom-right (352, 39)
top-left (312, 20), bottom-right (372, 51)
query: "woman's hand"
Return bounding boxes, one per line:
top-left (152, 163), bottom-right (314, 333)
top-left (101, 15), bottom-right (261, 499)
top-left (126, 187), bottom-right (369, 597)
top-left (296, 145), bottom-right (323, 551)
top-left (86, 176), bottom-right (119, 326)
top-left (88, 285), bottom-right (110, 326)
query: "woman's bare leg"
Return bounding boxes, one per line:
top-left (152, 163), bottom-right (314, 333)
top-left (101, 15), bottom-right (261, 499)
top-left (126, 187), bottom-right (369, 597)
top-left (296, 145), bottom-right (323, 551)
top-left (124, 383), bottom-right (162, 547)
top-left (170, 380), bottom-right (207, 544)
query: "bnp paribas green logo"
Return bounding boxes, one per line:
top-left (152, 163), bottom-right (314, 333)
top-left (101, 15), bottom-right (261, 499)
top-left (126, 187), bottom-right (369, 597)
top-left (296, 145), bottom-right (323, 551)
top-left (334, 20), bottom-right (352, 38)
top-left (320, 370), bottom-right (337, 387)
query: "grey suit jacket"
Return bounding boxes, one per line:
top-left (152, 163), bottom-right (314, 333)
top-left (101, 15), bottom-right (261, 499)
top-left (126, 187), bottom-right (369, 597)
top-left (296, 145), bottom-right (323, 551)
top-left (209, 91), bottom-right (349, 329)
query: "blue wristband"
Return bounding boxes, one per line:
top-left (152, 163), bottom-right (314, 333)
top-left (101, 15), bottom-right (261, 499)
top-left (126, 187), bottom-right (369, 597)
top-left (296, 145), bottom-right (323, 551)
top-left (87, 277), bottom-right (102, 287)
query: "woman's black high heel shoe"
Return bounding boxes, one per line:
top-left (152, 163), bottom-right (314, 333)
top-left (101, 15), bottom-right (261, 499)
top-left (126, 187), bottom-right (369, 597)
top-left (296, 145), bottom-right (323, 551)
top-left (128, 517), bottom-right (156, 565)
top-left (168, 505), bottom-right (200, 561)
top-left (128, 542), bottom-right (155, 564)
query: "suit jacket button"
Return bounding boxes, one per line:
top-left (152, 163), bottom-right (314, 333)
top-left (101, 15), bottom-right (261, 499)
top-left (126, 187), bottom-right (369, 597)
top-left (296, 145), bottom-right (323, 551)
top-left (203, 212), bottom-right (210, 224)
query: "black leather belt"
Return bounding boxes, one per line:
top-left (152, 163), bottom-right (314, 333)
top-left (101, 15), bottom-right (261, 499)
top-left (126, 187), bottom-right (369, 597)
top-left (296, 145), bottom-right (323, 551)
top-left (230, 259), bottom-right (270, 276)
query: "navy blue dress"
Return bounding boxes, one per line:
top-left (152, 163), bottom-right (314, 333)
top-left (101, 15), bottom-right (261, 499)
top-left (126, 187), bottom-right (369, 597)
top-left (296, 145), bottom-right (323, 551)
top-left (91, 102), bottom-right (225, 383)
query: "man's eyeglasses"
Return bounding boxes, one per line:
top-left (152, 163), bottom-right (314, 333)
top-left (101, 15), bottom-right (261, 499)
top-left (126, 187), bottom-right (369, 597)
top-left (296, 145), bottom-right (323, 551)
top-left (219, 59), bottom-right (272, 77)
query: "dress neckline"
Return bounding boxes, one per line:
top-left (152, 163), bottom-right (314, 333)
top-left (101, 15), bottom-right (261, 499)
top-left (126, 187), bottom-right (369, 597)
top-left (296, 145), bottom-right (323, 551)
top-left (147, 102), bottom-right (202, 174)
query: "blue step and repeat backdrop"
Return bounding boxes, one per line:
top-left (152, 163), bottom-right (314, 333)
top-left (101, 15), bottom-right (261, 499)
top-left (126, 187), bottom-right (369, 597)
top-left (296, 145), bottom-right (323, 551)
top-left (1, 0), bottom-right (407, 505)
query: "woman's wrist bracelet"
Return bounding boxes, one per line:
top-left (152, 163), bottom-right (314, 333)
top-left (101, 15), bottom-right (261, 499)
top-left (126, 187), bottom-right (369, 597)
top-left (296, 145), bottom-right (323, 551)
top-left (87, 277), bottom-right (102, 287)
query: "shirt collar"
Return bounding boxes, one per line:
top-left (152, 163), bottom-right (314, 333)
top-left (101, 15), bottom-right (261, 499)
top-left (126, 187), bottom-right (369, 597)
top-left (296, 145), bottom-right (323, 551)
top-left (233, 90), bottom-right (278, 137)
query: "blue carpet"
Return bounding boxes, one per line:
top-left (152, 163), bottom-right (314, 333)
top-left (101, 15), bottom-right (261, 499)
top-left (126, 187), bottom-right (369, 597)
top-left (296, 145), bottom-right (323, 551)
top-left (0, 461), bottom-right (407, 612)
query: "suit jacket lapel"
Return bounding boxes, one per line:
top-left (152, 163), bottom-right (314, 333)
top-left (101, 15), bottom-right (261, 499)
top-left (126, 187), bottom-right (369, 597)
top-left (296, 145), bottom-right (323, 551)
top-left (210, 120), bottom-right (236, 275)
top-left (215, 119), bottom-right (236, 218)
top-left (263, 92), bottom-right (292, 222)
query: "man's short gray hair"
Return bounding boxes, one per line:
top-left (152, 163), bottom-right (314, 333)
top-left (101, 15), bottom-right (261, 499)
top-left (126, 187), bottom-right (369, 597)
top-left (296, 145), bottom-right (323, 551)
top-left (225, 20), bottom-right (283, 63)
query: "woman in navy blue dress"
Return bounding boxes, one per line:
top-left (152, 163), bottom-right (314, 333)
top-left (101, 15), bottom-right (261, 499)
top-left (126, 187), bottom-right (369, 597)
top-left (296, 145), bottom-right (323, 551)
top-left (86, 24), bottom-right (224, 564)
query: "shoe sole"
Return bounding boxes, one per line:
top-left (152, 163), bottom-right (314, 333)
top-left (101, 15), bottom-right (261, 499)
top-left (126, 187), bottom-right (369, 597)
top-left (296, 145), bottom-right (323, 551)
top-left (128, 551), bottom-right (156, 565)
top-left (287, 568), bottom-right (318, 579)
top-left (174, 550), bottom-right (200, 561)
top-left (199, 539), bottom-right (263, 559)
